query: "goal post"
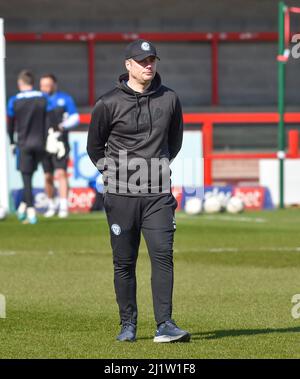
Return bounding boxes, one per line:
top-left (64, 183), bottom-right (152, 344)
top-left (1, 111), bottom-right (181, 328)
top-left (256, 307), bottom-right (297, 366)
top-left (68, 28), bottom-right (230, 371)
top-left (277, 1), bottom-right (286, 209)
top-left (0, 18), bottom-right (9, 212)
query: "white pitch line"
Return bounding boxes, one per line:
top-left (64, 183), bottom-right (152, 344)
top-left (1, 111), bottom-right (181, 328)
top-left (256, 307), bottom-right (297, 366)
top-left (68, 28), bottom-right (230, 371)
top-left (173, 247), bottom-right (239, 253)
top-left (175, 213), bottom-right (267, 223)
top-left (258, 247), bottom-right (300, 252)
top-left (174, 246), bottom-right (300, 254)
top-left (204, 215), bottom-right (267, 223)
top-left (0, 251), bottom-right (16, 256)
top-left (2, 246), bottom-right (300, 257)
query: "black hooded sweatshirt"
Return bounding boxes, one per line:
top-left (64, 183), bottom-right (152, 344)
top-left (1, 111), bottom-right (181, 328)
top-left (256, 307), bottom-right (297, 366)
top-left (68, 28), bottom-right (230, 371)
top-left (87, 72), bottom-right (183, 195)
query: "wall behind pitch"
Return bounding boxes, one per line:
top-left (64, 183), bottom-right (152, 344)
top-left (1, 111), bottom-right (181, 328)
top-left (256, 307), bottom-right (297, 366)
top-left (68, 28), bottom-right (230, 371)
top-left (6, 42), bottom-right (88, 104)
top-left (219, 42), bottom-right (300, 106)
top-left (219, 43), bottom-right (277, 105)
top-left (3, 0), bottom-right (300, 106)
top-left (1, 0), bottom-right (297, 33)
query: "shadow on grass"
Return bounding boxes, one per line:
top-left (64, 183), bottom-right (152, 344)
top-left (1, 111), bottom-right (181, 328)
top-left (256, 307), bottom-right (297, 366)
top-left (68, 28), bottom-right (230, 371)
top-left (138, 326), bottom-right (300, 341)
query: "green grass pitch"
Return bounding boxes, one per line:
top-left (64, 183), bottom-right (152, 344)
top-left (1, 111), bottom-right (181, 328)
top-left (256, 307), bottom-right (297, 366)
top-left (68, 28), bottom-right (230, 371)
top-left (0, 209), bottom-right (300, 358)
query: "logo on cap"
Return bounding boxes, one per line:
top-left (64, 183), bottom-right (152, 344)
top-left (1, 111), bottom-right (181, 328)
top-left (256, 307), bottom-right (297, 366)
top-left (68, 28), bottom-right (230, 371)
top-left (141, 42), bottom-right (150, 51)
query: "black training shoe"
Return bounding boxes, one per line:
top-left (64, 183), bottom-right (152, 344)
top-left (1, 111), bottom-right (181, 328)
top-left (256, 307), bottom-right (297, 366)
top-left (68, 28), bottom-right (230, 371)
top-left (153, 320), bottom-right (191, 343)
top-left (116, 321), bottom-right (137, 342)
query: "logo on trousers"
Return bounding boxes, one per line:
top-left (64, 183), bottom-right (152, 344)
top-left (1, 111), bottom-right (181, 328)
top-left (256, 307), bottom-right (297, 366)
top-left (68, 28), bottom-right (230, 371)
top-left (111, 224), bottom-right (121, 236)
top-left (173, 217), bottom-right (176, 230)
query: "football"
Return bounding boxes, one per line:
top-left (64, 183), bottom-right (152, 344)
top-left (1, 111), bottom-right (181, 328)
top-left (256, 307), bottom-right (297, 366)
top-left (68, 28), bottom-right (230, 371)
top-left (203, 196), bottom-right (222, 214)
top-left (226, 196), bottom-right (244, 214)
top-left (184, 197), bottom-right (203, 215)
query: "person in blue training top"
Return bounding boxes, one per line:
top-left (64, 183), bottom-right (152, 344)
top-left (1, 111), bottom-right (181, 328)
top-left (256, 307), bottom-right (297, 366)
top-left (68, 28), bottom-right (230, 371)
top-left (7, 69), bottom-right (53, 224)
top-left (40, 74), bottom-right (79, 218)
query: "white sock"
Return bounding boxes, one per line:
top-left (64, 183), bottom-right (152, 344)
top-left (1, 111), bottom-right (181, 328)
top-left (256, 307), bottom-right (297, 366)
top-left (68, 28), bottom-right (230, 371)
top-left (59, 198), bottom-right (68, 211)
top-left (18, 202), bottom-right (27, 213)
top-left (27, 207), bottom-right (36, 218)
top-left (48, 198), bottom-right (56, 210)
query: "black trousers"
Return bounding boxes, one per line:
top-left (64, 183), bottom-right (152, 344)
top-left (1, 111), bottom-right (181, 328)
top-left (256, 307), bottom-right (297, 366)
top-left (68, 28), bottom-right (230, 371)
top-left (103, 193), bottom-right (177, 326)
top-left (19, 147), bottom-right (45, 207)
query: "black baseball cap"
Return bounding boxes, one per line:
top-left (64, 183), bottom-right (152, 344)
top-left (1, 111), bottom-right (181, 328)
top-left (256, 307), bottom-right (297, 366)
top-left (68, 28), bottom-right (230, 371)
top-left (125, 39), bottom-right (160, 61)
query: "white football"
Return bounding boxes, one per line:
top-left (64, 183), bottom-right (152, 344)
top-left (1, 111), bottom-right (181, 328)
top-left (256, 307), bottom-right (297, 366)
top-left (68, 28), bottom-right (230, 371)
top-left (204, 196), bottom-right (222, 213)
top-left (0, 207), bottom-right (6, 221)
top-left (184, 197), bottom-right (203, 215)
top-left (226, 196), bottom-right (244, 214)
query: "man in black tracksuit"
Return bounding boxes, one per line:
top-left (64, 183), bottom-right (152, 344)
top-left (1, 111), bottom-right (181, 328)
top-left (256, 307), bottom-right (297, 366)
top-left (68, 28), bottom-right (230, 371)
top-left (87, 40), bottom-right (190, 343)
